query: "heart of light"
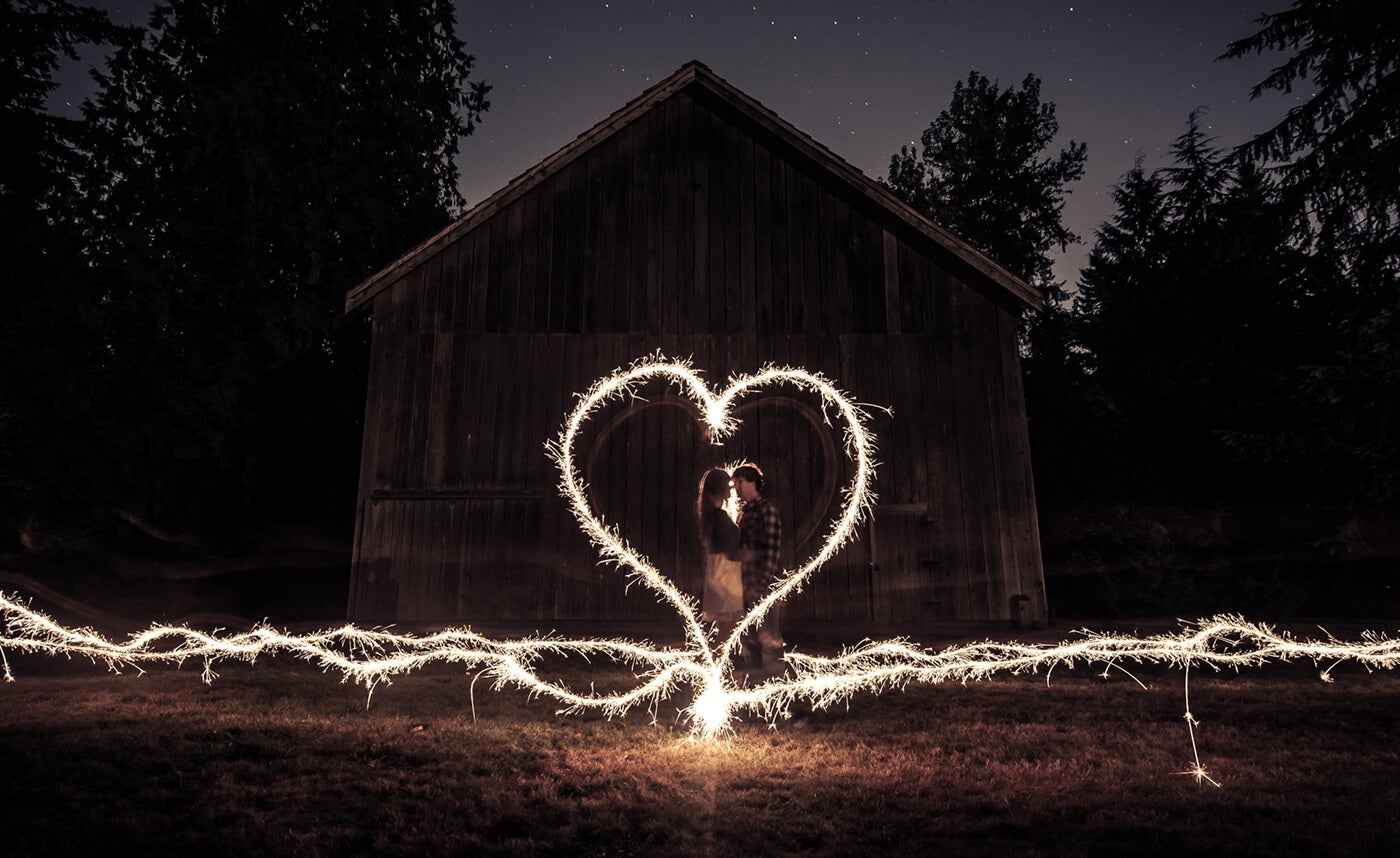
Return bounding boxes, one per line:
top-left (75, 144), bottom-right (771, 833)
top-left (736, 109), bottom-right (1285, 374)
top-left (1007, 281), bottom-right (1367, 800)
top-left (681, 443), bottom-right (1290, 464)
top-left (544, 353), bottom-right (881, 738)
top-left (3, 354), bottom-right (1399, 778)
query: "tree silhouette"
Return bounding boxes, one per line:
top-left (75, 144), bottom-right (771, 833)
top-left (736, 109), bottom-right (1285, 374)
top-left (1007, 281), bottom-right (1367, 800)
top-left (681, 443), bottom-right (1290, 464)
top-left (1224, 0), bottom-right (1400, 500)
top-left (0, 0), bottom-right (122, 539)
top-left (63, 0), bottom-right (488, 531)
top-left (1075, 111), bottom-right (1327, 500)
top-left (885, 71), bottom-right (1086, 302)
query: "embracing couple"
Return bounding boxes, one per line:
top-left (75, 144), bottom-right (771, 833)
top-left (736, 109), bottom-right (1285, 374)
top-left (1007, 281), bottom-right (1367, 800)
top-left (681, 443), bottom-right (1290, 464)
top-left (696, 463), bottom-right (784, 674)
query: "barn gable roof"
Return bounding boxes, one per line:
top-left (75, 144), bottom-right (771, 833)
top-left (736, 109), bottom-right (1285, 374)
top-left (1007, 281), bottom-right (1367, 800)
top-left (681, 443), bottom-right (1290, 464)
top-left (345, 60), bottom-right (1039, 314)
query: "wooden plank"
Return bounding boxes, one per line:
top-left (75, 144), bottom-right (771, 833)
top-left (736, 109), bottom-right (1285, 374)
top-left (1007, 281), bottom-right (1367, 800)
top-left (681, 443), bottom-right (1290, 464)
top-left (412, 272), bottom-right (443, 493)
top-left (440, 498), bottom-right (464, 619)
top-left (927, 267), bottom-right (969, 618)
top-left (898, 239), bottom-right (926, 335)
top-left (369, 279), bottom-right (408, 484)
top-left (434, 235), bottom-right (460, 335)
top-left (484, 209), bottom-right (507, 333)
top-left (785, 161), bottom-right (806, 333)
top-left (506, 337), bottom-right (535, 489)
top-left (533, 178), bottom-right (555, 333)
top-left (1001, 307), bottom-right (1047, 620)
top-left (451, 495), bottom-right (472, 619)
top-left (428, 248), bottom-right (463, 488)
top-left (357, 290), bottom-right (393, 494)
top-left (693, 99), bottom-right (714, 334)
top-left (623, 122), bottom-right (647, 334)
top-left (396, 277), bottom-right (431, 491)
top-left (968, 296), bottom-right (1007, 620)
top-left (998, 305), bottom-right (1045, 618)
top-left (554, 334), bottom-right (588, 615)
top-left (950, 280), bottom-right (993, 619)
top-left (675, 96), bottom-right (696, 335)
top-left (717, 104), bottom-right (738, 335)
top-left (986, 305), bottom-right (1021, 622)
top-left (882, 227), bottom-right (901, 335)
top-left (595, 140), bottom-right (619, 333)
top-left (802, 172), bottom-right (823, 335)
top-left (518, 332), bottom-right (548, 488)
top-left (560, 160), bottom-right (584, 334)
top-left (862, 214), bottom-right (886, 334)
top-left (770, 156), bottom-right (791, 335)
top-left (581, 145), bottom-right (602, 334)
top-left (643, 107), bottom-right (664, 335)
top-left (468, 222), bottom-right (489, 334)
top-left (711, 120), bottom-right (730, 333)
top-left (894, 336), bottom-right (930, 509)
top-left (545, 171), bottom-right (569, 334)
top-left (495, 336), bottom-right (524, 489)
top-left (399, 500), bottom-right (425, 619)
top-left (829, 194), bottom-right (853, 335)
top-left (516, 187), bottom-right (539, 333)
top-left (501, 196), bottom-right (525, 332)
top-left (476, 333), bottom-right (506, 487)
top-left (611, 124), bottom-right (635, 334)
top-left (660, 95), bottom-right (681, 336)
top-left (432, 501), bottom-right (455, 620)
top-left (423, 328), bottom-right (453, 489)
top-left (752, 142), bottom-right (774, 335)
top-left (737, 129), bottom-right (756, 335)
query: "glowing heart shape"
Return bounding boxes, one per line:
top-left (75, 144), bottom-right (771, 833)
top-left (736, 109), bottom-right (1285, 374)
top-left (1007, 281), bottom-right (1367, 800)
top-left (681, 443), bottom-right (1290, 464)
top-left (547, 353), bottom-right (877, 669)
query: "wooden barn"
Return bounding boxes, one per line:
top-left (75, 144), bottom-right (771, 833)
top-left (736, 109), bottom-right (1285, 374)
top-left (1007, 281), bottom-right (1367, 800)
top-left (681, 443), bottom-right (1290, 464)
top-left (344, 61), bottom-right (1047, 626)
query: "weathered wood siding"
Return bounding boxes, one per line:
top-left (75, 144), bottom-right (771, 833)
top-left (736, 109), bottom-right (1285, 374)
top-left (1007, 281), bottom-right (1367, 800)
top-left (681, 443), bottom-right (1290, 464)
top-left (348, 88), bottom-right (1045, 624)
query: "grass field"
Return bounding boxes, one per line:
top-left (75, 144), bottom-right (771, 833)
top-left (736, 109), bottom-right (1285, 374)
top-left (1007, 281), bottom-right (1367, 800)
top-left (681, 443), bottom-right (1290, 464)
top-left (3, 626), bottom-right (1399, 858)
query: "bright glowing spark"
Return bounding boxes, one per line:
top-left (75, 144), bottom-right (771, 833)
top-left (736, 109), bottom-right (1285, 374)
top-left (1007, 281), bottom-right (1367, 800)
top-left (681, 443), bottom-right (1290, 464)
top-left (2, 354), bottom-right (1398, 783)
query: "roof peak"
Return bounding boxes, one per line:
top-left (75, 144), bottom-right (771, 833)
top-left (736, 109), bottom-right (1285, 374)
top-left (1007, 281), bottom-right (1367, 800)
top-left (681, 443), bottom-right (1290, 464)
top-left (344, 60), bottom-right (1035, 313)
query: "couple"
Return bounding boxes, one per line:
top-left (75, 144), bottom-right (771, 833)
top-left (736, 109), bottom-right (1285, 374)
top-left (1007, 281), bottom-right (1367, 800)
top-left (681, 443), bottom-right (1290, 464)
top-left (697, 463), bottom-right (784, 672)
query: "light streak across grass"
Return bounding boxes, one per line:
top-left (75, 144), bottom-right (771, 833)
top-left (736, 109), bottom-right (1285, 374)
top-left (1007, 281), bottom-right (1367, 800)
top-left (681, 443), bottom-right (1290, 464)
top-left (4, 596), bottom-right (1397, 743)
top-left (2, 354), bottom-right (1397, 783)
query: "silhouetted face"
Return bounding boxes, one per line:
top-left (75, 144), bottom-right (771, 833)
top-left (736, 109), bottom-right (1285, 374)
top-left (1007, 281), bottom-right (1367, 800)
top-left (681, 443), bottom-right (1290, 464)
top-left (734, 475), bottom-right (760, 502)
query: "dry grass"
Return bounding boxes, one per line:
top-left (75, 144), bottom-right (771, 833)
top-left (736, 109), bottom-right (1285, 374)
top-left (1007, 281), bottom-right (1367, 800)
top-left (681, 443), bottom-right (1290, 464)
top-left (2, 644), bottom-right (1399, 857)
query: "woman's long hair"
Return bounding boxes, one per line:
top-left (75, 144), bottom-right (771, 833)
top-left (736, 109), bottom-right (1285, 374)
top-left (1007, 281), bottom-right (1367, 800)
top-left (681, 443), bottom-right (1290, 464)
top-left (696, 468), bottom-right (731, 551)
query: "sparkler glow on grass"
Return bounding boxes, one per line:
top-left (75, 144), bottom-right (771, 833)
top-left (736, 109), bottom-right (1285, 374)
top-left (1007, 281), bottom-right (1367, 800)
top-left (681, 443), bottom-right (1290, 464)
top-left (2, 354), bottom-right (1399, 779)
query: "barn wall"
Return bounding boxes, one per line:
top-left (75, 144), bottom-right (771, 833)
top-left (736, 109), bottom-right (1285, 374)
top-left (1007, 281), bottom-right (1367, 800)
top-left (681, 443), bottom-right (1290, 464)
top-left (348, 89), bottom-right (1045, 624)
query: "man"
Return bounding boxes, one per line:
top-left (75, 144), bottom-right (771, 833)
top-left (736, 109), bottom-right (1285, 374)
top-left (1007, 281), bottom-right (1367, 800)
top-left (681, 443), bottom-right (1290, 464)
top-left (733, 462), bottom-right (784, 672)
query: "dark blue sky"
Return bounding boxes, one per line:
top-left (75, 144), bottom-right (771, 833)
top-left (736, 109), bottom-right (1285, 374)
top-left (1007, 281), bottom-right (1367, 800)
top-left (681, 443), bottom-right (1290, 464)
top-left (63, 1), bottom-right (1302, 284)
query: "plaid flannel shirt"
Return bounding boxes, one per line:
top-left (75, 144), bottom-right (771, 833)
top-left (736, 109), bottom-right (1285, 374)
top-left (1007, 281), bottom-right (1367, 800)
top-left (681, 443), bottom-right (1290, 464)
top-left (739, 495), bottom-right (782, 587)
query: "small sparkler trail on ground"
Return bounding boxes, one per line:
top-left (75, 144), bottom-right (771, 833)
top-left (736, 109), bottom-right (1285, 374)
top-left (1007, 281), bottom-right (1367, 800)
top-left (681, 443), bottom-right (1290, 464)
top-left (4, 595), bottom-right (1398, 741)
top-left (3, 355), bottom-right (1398, 782)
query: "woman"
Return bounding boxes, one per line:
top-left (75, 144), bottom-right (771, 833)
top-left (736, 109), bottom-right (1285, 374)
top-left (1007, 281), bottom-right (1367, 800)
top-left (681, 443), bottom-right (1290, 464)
top-left (697, 468), bottom-right (744, 635)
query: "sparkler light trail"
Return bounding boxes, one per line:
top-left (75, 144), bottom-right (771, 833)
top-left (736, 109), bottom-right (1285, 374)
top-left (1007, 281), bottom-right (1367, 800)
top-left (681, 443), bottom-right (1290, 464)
top-left (4, 594), bottom-right (1398, 733)
top-left (2, 354), bottom-right (1398, 780)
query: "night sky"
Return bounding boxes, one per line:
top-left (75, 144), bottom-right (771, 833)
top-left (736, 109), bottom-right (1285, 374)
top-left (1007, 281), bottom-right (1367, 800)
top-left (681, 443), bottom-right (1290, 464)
top-left (62, 1), bottom-right (1303, 283)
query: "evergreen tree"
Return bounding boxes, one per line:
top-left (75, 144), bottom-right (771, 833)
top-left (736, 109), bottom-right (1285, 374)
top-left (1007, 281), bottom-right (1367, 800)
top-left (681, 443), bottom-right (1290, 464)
top-left (885, 71), bottom-right (1087, 302)
top-left (1072, 158), bottom-right (1173, 493)
top-left (1076, 119), bottom-right (1320, 499)
top-left (0, 0), bottom-right (121, 537)
top-left (74, 0), bottom-right (489, 530)
top-left (1223, 0), bottom-right (1400, 500)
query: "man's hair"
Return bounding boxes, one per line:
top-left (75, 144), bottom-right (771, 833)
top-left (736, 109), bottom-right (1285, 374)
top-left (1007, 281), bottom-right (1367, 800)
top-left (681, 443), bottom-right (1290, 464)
top-left (732, 462), bottom-right (765, 493)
